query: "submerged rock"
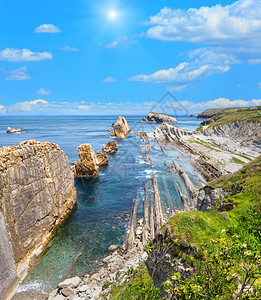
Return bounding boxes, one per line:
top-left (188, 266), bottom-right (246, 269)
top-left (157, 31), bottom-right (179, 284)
top-left (72, 144), bottom-right (99, 177)
top-left (140, 112), bottom-right (177, 124)
top-left (109, 116), bottom-right (131, 139)
top-left (6, 127), bottom-right (24, 133)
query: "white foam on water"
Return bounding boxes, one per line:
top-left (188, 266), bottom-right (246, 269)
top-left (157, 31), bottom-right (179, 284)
top-left (17, 280), bottom-right (50, 292)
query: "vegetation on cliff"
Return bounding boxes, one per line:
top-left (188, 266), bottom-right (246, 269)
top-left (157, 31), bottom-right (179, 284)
top-left (109, 156), bottom-right (261, 299)
top-left (197, 106), bottom-right (261, 128)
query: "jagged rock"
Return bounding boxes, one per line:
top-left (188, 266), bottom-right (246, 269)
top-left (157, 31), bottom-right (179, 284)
top-left (0, 140), bottom-right (77, 300)
top-left (58, 276), bottom-right (82, 289)
top-left (140, 112), bottom-right (177, 124)
top-left (72, 144), bottom-right (99, 177)
top-left (197, 186), bottom-right (228, 211)
top-left (109, 116), bottom-right (131, 139)
top-left (103, 141), bottom-right (118, 154)
top-left (108, 245), bottom-right (119, 253)
top-left (96, 151), bottom-right (109, 166)
top-left (200, 118), bottom-right (214, 126)
top-left (6, 127), bottom-right (24, 133)
top-left (218, 202), bottom-right (234, 212)
top-left (61, 286), bottom-right (75, 297)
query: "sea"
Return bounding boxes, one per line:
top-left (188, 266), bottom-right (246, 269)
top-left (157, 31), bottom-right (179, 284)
top-left (0, 115), bottom-right (203, 297)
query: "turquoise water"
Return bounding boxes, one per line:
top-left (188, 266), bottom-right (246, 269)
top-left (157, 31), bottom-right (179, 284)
top-left (0, 115), bottom-right (203, 295)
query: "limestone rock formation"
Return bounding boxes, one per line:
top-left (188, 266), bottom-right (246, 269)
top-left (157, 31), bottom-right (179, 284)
top-left (6, 127), bottom-right (24, 133)
top-left (0, 140), bottom-right (77, 299)
top-left (96, 151), bottom-right (109, 166)
top-left (110, 116), bottom-right (131, 139)
top-left (71, 144), bottom-right (99, 177)
top-left (140, 112), bottom-right (177, 124)
top-left (103, 141), bottom-right (118, 154)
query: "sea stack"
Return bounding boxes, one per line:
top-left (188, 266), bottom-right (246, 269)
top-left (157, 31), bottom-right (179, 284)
top-left (139, 112), bottom-right (177, 124)
top-left (110, 116), bottom-right (131, 139)
top-left (71, 143), bottom-right (99, 177)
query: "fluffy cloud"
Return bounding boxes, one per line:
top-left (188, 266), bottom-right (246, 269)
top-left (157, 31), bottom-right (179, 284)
top-left (104, 36), bottom-right (137, 48)
top-left (8, 99), bottom-right (49, 113)
top-left (0, 48), bottom-right (53, 62)
top-left (146, 0), bottom-right (261, 52)
top-left (36, 88), bottom-right (51, 95)
top-left (5, 66), bottom-right (31, 80)
top-left (129, 50), bottom-right (238, 89)
top-left (103, 77), bottom-right (118, 83)
top-left (59, 45), bottom-right (78, 51)
top-left (34, 24), bottom-right (61, 33)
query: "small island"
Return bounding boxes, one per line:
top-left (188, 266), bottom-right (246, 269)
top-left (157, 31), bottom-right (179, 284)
top-left (139, 112), bottom-right (177, 124)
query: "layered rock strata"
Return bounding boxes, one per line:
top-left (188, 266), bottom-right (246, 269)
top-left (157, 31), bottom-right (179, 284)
top-left (0, 140), bottom-right (77, 299)
top-left (110, 116), bottom-right (131, 139)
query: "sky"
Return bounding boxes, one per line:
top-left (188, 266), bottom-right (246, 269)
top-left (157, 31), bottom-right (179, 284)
top-left (0, 0), bottom-right (260, 115)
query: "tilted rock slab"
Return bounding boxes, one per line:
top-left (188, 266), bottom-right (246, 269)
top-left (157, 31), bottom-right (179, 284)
top-left (140, 112), bottom-right (177, 124)
top-left (0, 140), bottom-right (77, 299)
top-left (110, 116), bottom-right (131, 139)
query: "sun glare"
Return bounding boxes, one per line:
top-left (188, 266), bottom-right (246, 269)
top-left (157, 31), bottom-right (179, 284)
top-left (108, 10), bottom-right (118, 20)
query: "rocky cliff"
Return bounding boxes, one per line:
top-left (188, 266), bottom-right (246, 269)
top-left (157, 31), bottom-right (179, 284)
top-left (140, 112), bottom-right (177, 124)
top-left (0, 140), bottom-right (77, 299)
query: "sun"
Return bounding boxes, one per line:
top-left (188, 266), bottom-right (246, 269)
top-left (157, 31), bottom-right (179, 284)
top-left (108, 10), bottom-right (118, 20)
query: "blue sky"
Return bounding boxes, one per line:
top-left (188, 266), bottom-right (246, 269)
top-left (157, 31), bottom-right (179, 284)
top-left (0, 0), bottom-right (260, 115)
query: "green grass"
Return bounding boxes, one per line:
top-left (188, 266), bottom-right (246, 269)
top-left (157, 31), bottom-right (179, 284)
top-left (206, 107), bottom-right (261, 128)
top-left (185, 139), bottom-right (222, 152)
top-left (231, 156), bottom-right (245, 165)
top-left (107, 264), bottom-right (153, 300)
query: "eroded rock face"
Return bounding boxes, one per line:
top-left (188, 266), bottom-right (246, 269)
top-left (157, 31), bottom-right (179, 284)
top-left (0, 140), bottom-right (77, 265)
top-left (103, 141), bottom-right (118, 154)
top-left (140, 112), bottom-right (177, 124)
top-left (96, 151), bottom-right (109, 166)
top-left (72, 144), bottom-right (99, 177)
top-left (110, 116), bottom-right (131, 139)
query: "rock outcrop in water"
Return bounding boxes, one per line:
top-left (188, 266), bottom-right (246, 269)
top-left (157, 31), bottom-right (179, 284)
top-left (140, 112), bottom-right (177, 124)
top-left (0, 140), bottom-right (77, 300)
top-left (6, 127), bottom-right (24, 133)
top-left (96, 151), bottom-right (109, 166)
top-left (110, 116), bottom-right (131, 139)
top-left (103, 140), bottom-right (118, 154)
top-left (71, 144), bottom-right (99, 177)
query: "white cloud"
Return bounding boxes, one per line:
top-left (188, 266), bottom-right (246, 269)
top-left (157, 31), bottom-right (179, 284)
top-left (29, 99), bottom-right (48, 105)
top-left (103, 77), bottom-right (118, 83)
top-left (0, 48), bottom-right (53, 62)
top-left (145, 0), bottom-right (261, 54)
top-left (129, 50), bottom-right (237, 90)
top-left (60, 45), bottom-right (78, 51)
top-left (5, 66), bottom-right (31, 81)
top-left (35, 24), bottom-right (61, 33)
top-left (248, 59), bottom-right (261, 64)
top-left (105, 41), bottom-right (119, 48)
top-left (78, 105), bottom-right (93, 111)
top-left (36, 88), bottom-right (51, 95)
top-left (1, 97), bottom-right (261, 115)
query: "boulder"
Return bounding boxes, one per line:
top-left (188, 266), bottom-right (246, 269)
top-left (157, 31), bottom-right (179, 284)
top-left (72, 144), bottom-right (99, 177)
top-left (109, 116), bottom-right (131, 139)
top-left (6, 127), bottom-right (24, 133)
top-left (103, 141), bottom-right (118, 154)
top-left (58, 276), bottom-right (82, 289)
top-left (139, 112), bottom-right (177, 124)
top-left (96, 151), bottom-right (109, 166)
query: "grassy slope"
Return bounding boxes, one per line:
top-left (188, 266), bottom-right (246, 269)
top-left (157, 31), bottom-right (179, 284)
top-left (109, 157), bottom-right (261, 298)
top-left (197, 106), bottom-right (261, 128)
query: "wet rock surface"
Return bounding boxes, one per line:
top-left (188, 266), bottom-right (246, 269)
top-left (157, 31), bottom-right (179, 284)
top-left (6, 127), bottom-right (24, 133)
